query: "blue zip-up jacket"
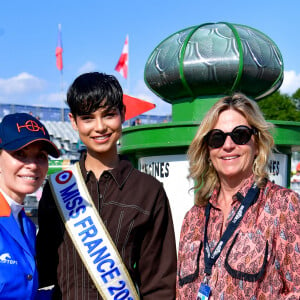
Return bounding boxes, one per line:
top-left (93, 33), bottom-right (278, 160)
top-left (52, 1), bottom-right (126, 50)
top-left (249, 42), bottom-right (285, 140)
top-left (0, 191), bottom-right (39, 299)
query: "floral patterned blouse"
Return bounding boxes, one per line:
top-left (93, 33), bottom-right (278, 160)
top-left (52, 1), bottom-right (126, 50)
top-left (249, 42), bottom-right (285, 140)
top-left (176, 177), bottom-right (300, 300)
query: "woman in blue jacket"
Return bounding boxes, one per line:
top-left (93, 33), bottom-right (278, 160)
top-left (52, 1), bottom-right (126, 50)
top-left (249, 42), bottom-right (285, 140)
top-left (0, 113), bottom-right (60, 299)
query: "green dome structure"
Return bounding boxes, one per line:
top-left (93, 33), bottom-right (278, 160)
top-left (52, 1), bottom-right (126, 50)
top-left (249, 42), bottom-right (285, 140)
top-left (145, 22), bottom-right (283, 102)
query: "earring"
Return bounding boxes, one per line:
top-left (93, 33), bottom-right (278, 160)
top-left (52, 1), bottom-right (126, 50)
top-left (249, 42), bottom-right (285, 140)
top-left (208, 158), bottom-right (212, 167)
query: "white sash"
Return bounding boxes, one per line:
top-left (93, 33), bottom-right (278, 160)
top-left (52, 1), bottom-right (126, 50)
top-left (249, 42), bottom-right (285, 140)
top-left (49, 162), bottom-right (139, 300)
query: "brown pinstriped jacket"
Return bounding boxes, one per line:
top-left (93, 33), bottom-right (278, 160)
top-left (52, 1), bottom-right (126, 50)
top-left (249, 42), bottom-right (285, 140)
top-left (36, 154), bottom-right (177, 299)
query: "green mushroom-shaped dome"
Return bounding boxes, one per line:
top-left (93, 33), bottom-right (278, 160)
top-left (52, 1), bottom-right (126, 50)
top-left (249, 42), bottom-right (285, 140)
top-left (144, 22), bottom-right (284, 103)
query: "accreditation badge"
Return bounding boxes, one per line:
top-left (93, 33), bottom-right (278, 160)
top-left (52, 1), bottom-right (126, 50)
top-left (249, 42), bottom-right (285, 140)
top-left (196, 283), bottom-right (211, 300)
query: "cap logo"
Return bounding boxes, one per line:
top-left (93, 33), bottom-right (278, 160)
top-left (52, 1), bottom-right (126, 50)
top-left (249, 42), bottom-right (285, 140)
top-left (16, 120), bottom-right (46, 135)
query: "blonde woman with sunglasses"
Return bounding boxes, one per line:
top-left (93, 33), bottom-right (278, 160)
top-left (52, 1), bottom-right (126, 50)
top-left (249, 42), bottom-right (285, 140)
top-left (176, 93), bottom-right (300, 299)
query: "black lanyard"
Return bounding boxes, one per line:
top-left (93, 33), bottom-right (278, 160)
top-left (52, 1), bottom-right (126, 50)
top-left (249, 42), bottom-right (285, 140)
top-left (203, 183), bottom-right (260, 275)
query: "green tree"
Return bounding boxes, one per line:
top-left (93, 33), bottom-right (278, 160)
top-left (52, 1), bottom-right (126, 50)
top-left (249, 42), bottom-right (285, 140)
top-left (292, 88), bottom-right (300, 100)
top-left (257, 91), bottom-right (300, 121)
top-left (292, 88), bottom-right (300, 110)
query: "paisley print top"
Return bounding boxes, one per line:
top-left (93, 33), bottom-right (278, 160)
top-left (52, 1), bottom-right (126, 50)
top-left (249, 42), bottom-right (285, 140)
top-left (176, 177), bottom-right (300, 300)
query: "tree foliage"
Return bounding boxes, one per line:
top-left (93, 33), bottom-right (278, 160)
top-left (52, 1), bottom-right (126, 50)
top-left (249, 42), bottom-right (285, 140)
top-left (257, 91), bottom-right (300, 121)
top-left (292, 88), bottom-right (300, 111)
top-left (292, 88), bottom-right (300, 100)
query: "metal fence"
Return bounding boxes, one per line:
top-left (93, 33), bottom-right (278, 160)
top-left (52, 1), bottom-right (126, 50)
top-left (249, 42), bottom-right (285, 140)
top-left (0, 103), bottom-right (171, 124)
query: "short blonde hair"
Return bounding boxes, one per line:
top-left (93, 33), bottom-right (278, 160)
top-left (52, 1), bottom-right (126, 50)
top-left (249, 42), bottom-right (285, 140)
top-left (188, 93), bottom-right (274, 206)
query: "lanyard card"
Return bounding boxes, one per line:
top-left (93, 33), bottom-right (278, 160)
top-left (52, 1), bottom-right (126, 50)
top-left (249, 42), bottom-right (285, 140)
top-left (197, 283), bottom-right (211, 300)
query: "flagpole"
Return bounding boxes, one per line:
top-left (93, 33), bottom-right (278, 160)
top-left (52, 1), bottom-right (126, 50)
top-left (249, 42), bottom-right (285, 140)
top-left (127, 35), bottom-right (130, 95)
top-left (61, 70), bottom-right (64, 121)
top-left (56, 23), bottom-right (64, 121)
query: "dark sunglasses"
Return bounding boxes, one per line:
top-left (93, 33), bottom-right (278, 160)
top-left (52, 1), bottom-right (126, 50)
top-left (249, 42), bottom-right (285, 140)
top-left (205, 125), bottom-right (257, 149)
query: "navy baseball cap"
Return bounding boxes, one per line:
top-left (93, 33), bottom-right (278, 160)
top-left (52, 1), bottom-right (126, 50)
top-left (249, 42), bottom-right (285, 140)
top-left (0, 113), bottom-right (60, 158)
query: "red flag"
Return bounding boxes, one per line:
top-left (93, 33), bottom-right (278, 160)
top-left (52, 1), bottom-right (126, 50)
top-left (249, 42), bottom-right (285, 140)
top-left (123, 94), bottom-right (156, 121)
top-left (56, 24), bottom-right (63, 71)
top-left (115, 35), bottom-right (128, 79)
